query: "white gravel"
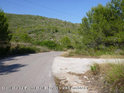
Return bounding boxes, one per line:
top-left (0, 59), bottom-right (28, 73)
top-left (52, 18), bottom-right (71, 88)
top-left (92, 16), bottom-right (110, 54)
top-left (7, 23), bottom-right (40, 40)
top-left (52, 57), bottom-right (124, 93)
top-left (52, 57), bottom-right (124, 74)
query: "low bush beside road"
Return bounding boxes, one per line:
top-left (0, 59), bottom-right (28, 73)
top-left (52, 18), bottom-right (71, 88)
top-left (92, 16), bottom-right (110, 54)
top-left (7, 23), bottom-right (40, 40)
top-left (82, 63), bottom-right (124, 93)
top-left (0, 42), bottom-right (50, 58)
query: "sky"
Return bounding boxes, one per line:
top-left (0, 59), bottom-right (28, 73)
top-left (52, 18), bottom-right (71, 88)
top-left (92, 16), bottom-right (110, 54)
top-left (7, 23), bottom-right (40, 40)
top-left (0, 0), bottom-right (110, 23)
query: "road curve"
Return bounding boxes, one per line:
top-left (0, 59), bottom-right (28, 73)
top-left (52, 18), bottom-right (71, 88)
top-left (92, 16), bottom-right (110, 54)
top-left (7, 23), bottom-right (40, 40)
top-left (0, 51), bottom-right (62, 93)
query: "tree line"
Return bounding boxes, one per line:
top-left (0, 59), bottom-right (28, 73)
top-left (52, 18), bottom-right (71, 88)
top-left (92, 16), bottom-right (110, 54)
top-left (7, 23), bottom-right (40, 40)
top-left (75, 0), bottom-right (124, 56)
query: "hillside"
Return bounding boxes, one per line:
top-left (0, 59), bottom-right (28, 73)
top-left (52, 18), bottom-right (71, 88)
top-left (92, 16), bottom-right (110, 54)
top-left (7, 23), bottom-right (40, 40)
top-left (6, 13), bottom-right (79, 31)
top-left (6, 13), bottom-right (80, 50)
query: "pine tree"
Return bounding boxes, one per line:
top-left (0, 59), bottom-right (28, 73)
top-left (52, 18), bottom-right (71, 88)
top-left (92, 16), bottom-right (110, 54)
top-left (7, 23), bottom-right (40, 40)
top-left (80, 0), bottom-right (124, 50)
top-left (0, 9), bottom-right (11, 57)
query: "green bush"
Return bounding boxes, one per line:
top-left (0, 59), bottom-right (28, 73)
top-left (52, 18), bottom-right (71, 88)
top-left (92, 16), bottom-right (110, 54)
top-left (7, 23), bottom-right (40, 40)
top-left (33, 40), bottom-right (59, 50)
top-left (41, 40), bottom-right (57, 49)
top-left (90, 63), bottom-right (100, 75)
top-left (0, 9), bottom-right (11, 57)
top-left (60, 36), bottom-right (73, 49)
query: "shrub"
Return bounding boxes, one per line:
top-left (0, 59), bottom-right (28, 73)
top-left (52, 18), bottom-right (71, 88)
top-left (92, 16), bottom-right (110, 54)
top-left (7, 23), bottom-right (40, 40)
top-left (60, 36), bottom-right (73, 49)
top-left (90, 63), bottom-right (100, 75)
top-left (33, 40), bottom-right (58, 50)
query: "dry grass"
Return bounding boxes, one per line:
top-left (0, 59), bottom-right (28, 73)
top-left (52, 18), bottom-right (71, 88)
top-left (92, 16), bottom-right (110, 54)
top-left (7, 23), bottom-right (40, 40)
top-left (54, 76), bottom-right (71, 93)
top-left (81, 63), bottom-right (124, 93)
top-left (61, 50), bottom-right (99, 58)
top-left (11, 42), bottom-right (50, 52)
top-left (105, 63), bottom-right (124, 92)
top-left (62, 50), bottom-right (124, 59)
top-left (100, 55), bottom-right (124, 59)
top-left (68, 72), bottom-right (82, 77)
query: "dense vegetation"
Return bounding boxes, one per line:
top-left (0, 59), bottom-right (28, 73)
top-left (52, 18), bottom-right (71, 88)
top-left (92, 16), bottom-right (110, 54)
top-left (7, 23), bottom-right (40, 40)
top-left (0, 9), bottom-right (11, 57)
top-left (6, 13), bottom-right (79, 50)
top-left (73, 0), bottom-right (124, 56)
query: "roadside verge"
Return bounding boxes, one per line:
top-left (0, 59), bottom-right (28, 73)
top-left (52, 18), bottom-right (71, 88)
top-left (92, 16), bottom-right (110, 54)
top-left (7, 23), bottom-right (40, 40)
top-left (52, 57), bottom-right (124, 93)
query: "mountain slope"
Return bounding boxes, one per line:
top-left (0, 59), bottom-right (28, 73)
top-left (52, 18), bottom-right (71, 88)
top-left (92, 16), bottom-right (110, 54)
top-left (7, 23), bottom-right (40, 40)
top-left (6, 13), bottom-right (79, 50)
top-left (6, 13), bottom-right (79, 31)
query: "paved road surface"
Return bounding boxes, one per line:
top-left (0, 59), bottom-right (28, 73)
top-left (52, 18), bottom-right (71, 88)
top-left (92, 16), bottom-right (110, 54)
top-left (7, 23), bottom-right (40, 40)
top-left (0, 52), bottom-right (62, 93)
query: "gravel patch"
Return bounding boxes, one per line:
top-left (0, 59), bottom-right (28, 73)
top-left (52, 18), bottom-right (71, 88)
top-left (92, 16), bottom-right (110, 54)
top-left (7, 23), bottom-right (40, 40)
top-left (52, 57), bottom-right (124, 93)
